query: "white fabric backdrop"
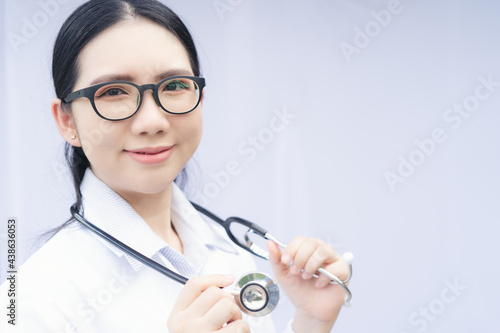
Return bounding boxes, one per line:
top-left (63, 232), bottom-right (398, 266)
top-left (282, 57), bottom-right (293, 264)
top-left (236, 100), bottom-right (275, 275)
top-left (1, 0), bottom-right (499, 332)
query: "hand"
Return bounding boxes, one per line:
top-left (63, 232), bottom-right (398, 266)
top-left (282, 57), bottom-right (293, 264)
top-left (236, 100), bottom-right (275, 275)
top-left (267, 237), bottom-right (349, 333)
top-left (167, 274), bottom-right (250, 333)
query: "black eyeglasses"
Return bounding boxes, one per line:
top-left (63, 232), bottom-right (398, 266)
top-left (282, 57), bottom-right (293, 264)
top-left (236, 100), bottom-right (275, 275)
top-left (62, 76), bottom-right (206, 121)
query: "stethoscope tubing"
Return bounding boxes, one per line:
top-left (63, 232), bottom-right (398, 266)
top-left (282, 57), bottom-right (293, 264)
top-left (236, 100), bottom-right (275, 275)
top-left (71, 202), bottom-right (353, 305)
top-left (70, 205), bottom-right (188, 285)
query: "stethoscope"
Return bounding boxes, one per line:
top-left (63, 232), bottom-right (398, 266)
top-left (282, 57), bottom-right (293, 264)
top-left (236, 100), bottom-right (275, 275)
top-left (70, 203), bottom-right (353, 316)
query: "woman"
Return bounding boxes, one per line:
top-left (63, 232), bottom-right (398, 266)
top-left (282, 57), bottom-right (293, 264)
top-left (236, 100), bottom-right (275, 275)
top-left (2, 0), bottom-right (349, 331)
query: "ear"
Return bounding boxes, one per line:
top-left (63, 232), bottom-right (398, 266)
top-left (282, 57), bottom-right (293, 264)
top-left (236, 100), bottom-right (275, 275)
top-left (51, 98), bottom-right (82, 147)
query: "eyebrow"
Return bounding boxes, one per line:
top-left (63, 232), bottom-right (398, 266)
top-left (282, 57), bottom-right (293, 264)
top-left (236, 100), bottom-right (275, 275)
top-left (89, 69), bottom-right (194, 86)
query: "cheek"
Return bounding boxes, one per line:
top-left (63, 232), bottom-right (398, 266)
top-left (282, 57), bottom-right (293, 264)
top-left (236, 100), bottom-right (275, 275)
top-left (74, 114), bottom-right (123, 160)
top-left (176, 111), bottom-right (203, 148)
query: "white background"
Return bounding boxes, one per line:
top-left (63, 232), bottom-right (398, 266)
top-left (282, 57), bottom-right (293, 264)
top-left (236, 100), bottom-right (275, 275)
top-left (1, 0), bottom-right (500, 332)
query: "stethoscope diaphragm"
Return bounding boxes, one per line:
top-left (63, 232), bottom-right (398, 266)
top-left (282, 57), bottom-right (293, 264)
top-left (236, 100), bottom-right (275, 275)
top-left (231, 272), bottom-right (279, 316)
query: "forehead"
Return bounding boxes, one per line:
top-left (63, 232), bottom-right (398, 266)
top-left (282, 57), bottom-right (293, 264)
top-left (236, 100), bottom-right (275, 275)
top-left (74, 18), bottom-right (192, 88)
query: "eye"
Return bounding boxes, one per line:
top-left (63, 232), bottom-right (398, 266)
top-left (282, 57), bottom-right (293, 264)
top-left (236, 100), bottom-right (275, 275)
top-left (163, 80), bottom-right (191, 91)
top-left (97, 87), bottom-right (128, 97)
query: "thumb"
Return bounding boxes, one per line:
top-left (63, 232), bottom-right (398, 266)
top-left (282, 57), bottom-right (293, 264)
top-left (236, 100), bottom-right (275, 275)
top-left (266, 241), bottom-right (288, 276)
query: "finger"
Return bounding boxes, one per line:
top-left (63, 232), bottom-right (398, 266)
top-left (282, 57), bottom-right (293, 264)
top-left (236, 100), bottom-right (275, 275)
top-left (173, 274), bottom-right (234, 313)
top-left (188, 286), bottom-right (234, 318)
top-left (267, 241), bottom-right (289, 277)
top-left (281, 236), bottom-right (306, 265)
top-left (202, 297), bottom-right (242, 330)
top-left (288, 239), bottom-right (321, 276)
top-left (315, 260), bottom-right (350, 288)
top-left (267, 240), bottom-right (282, 265)
top-left (302, 244), bottom-right (337, 278)
top-left (219, 319), bottom-right (250, 333)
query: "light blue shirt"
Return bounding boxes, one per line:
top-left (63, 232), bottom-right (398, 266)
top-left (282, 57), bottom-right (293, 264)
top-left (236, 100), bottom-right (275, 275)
top-left (1, 169), bottom-right (286, 332)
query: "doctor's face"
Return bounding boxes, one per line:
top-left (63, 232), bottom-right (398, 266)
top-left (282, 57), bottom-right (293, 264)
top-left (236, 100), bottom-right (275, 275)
top-left (67, 18), bottom-right (203, 198)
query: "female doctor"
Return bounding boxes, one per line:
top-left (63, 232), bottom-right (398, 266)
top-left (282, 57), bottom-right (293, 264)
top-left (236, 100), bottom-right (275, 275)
top-left (4, 0), bottom-right (349, 332)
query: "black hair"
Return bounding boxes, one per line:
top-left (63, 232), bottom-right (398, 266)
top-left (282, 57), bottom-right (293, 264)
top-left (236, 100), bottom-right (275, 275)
top-left (50, 0), bottom-right (200, 234)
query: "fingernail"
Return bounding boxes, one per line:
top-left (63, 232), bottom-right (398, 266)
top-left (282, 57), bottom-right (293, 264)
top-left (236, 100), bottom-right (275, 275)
top-left (282, 254), bottom-right (292, 264)
top-left (302, 272), bottom-right (312, 279)
top-left (290, 265), bottom-right (300, 275)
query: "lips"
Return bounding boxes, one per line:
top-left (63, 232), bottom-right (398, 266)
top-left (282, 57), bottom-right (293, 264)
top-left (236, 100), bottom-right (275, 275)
top-left (124, 146), bottom-right (173, 165)
top-left (126, 146), bottom-right (172, 154)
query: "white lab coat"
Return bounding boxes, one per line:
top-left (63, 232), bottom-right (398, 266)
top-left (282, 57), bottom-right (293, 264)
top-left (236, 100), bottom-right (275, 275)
top-left (0, 169), bottom-right (294, 332)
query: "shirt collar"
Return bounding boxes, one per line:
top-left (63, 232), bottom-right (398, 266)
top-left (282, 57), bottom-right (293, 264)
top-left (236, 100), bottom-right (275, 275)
top-left (170, 183), bottom-right (238, 255)
top-left (79, 168), bottom-right (238, 272)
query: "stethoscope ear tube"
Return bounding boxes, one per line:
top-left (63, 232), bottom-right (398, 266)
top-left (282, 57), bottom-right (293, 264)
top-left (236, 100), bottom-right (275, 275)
top-left (194, 201), bottom-right (354, 306)
top-left (191, 201), bottom-right (269, 259)
top-left (70, 205), bottom-right (188, 284)
top-left (252, 231), bottom-right (354, 306)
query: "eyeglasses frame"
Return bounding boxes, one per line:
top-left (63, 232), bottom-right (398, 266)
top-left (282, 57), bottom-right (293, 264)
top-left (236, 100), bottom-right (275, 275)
top-left (61, 75), bottom-right (206, 121)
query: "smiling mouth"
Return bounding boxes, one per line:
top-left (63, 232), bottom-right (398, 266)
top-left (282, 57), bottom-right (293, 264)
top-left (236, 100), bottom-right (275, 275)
top-left (125, 146), bottom-right (173, 154)
top-left (124, 146), bottom-right (174, 165)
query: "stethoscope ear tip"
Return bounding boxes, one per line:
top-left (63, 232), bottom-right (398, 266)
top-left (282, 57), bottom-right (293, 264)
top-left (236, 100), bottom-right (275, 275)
top-left (343, 252), bottom-right (354, 266)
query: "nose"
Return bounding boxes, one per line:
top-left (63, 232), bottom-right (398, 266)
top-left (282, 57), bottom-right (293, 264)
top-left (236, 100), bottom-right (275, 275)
top-left (129, 89), bottom-right (170, 136)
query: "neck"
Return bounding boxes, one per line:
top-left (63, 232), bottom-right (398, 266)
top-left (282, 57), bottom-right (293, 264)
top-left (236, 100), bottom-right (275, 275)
top-left (118, 182), bottom-right (183, 253)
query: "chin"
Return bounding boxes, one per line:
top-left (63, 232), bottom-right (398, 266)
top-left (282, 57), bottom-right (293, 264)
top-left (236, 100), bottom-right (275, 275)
top-left (130, 183), bottom-right (173, 197)
top-left (118, 171), bottom-right (173, 193)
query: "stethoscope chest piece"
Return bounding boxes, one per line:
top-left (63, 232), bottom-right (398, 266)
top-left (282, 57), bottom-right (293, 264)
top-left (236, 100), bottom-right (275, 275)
top-left (234, 272), bottom-right (279, 316)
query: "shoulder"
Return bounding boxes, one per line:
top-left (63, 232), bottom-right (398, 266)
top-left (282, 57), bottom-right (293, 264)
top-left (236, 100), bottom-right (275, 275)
top-left (21, 223), bottom-right (113, 276)
top-left (15, 222), bottom-right (124, 301)
top-left (17, 222), bottom-right (135, 302)
top-left (0, 223), bottom-right (128, 331)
